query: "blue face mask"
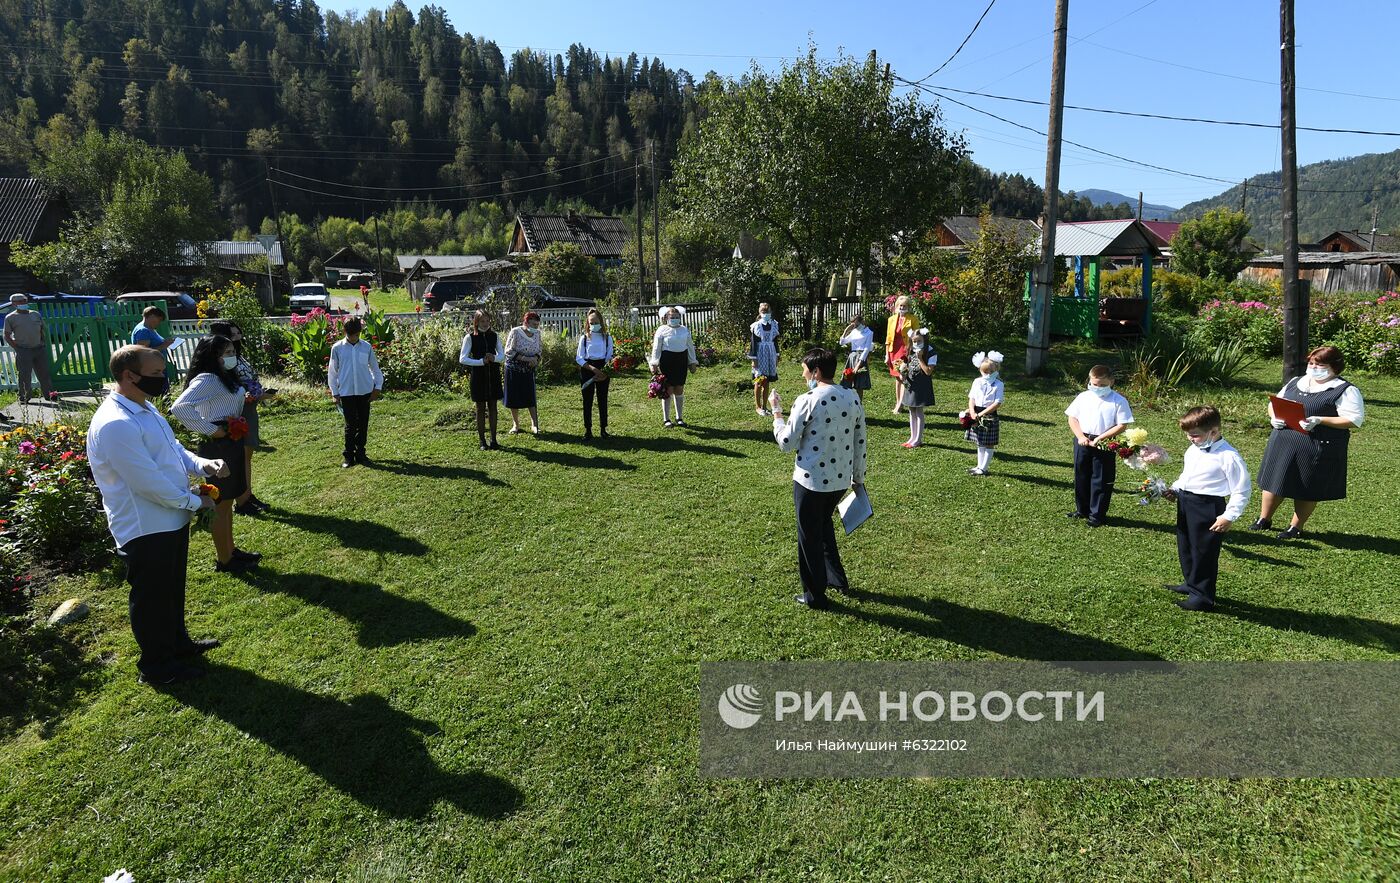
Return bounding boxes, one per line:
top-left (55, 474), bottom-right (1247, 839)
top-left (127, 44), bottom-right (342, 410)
top-left (1193, 436), bottom-right (1216, 451)
top-left (590, 323), bottom-right (601, 333)
top-left (807, 378), bottom-right (819, 390)
top-left (986, 371), bottom-right (999, 382)
top-left (1089, 384), bottom-right (1113, 398)
top-left (668, 318), bottom-right (681, 327)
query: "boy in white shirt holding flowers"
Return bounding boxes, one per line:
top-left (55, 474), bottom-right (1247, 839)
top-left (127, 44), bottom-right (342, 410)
top-left (1163, 405), bottom-right (1251, 612)
top-left (1065, 364), bottom-right (1135, 527)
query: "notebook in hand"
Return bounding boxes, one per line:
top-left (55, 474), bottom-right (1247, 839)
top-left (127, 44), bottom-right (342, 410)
top-left (1269, 396), bottom-right (1308, 433)
top-left (838, 485), bottom-right (872, 535)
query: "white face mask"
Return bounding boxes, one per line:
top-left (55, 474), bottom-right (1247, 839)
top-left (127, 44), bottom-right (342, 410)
top-left (1193, 434), bottom-right (1217, 451)
top-left (1307, 365), bottom-right (1333, 381)
top-left (221, 355), bottom-right (238, 370)
top-left (897, 307), bottom-right (909, 315)
top-left (1089, 384), bottom-right (1113, 398)
top-left (590, 323), bottom-right (602, 333)
top-left (913, 343), bottom-right (924, 352)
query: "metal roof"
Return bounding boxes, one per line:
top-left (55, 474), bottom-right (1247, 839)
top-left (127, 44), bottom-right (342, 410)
top-left (514, 212), bottom-right (629, 257)
top-left (395, 254), bottom-right (485, 272)
top-left (1249, 251), bottom-right (1400, 267)
top-left (181, 239), bottom-right (284, 267)
top-left (1050, 220), bottom-right (1161, 257)
top-left (0, 177), bottom-right (59, 244)
top-left (428, 258), bottom-right (517, 279)
top-left (940, 214), bottom-right (1040, 247)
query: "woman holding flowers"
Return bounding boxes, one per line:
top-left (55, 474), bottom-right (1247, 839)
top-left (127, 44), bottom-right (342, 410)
top-left (1252, 345), bottom-right (1366, 539)
top-left (649, 306), bottom-right (698, 427)
top-left (576, 308), bottom-right (614, 439)
top-left (172, 335), bottom-right (260, 574)
top-left (459, 310), bottom-right (504, 450)
top-left (210, 321), bottom-right (273, 516)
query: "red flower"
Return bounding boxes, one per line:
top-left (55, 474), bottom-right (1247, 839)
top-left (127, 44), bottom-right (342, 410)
top-left (1117, 447), bottom-right (1133, 459)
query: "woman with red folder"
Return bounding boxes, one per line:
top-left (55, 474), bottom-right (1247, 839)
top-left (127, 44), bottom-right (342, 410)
top-left (1252, 346), bottom-right (1366, 539)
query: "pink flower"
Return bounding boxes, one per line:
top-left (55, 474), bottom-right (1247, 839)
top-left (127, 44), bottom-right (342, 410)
top-left (17, 441), bottom-right (35, 455)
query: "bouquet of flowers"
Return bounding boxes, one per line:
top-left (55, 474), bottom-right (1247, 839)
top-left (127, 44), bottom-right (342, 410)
top-left (1136, 476), bottom-right (1171, 506)
top-left (194, 483), bottom-right (220, 531)
top-left (1097, 426), bottom-right (1153, 466)
top-left (1126, 443), bottom-right (1172, 471)
top-left (842, 366), bottom-right (856, 382)
top-left (959, 412), bottom-right (990, 430)
top-left (216, 416), bottom-right (250, 442)
top-left (647, 373), bottom-right (667, 399)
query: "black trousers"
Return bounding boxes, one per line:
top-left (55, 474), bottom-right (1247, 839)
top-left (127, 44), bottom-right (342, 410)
top-left (341, 393), bottom-right (372, 459)
top-left (1073, 444), bottom-right (1118, 521)
top-left (1176, 490), bottom-right (1227, 603)
top-left (119, 527), bottom-right (192, 677)
top-left (794, 482), bottom-right (849, 605)
top-left (580, 360), bottom-right (609, 431)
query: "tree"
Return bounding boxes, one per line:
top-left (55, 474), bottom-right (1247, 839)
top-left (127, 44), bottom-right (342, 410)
top-left (523, 241), bottom-right (601, 289)
top-left (1171, 208), bottom-right (1253, 281)
top-left (11, 130), bottom-right (221, 292)
top-left (672, 47), bottom-right (967, 338)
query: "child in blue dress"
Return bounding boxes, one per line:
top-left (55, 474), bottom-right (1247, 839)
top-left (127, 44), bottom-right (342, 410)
top-left (749, 302), bottom-right (780, 416)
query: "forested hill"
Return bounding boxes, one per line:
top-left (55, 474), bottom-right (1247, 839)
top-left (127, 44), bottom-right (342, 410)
top-left (0, 1), bottom-right (703, 228)
top-left (1176, 149), bottom-right (1400, 250)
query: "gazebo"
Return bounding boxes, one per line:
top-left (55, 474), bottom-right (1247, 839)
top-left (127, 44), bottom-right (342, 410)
top-left (1029, 219), bottom-right (1163, 340)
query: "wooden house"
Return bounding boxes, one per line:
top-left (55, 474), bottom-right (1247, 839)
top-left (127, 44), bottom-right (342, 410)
top-left (510, 211), bottom-right (629, 265)
top-left (0, 177), bottom-right (67, 293)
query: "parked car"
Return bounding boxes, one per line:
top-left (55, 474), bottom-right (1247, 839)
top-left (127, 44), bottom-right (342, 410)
top-left (422, 278), bottom-right (481, 312)
top-left (424, 281), bottom-right (594, 313)
top-left (289, 282), bottom-right (332, 314)
top-left (116, 291), bottom-right (201, 320)
top-left (0, 293), bottom-right (110, 317)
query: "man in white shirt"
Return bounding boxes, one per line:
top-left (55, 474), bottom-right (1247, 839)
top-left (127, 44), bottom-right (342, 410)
top-left (771, 348), bottom-right (868, 610)
top-left (87, 345), bottom-right (229, 685)
top-left (328, 316), bottom-right (384, 467)
top-left (1065, 364), bottom-right (1135, 527)
top-left (1165, 406), bottom-right (1251, 612)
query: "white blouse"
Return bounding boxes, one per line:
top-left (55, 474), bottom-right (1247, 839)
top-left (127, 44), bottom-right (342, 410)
top-left (839, 325), bottom-right (874, 354)
top-left (576, 331), bottom-right (615, 364)
top-left (1279, 376), bottom-right (1365, 427)
top-left (505, 326), bottom-right (542, 361)
top-left (773, 384), bottom-right (868, 491)
top-left (171, 372), bottom-right (247, 436)
top-left (1171, 438), bottom-right (1252, 522)
top-left (649, 324), bottom-right (697, 366)
top-left (968, 375), bottom-right (1004, 408)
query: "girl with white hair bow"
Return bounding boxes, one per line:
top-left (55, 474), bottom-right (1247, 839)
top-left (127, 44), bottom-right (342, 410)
top-left (964, 350), bottom-right (1005, 475)
top-left (648, 305), bottom-right (699, 427)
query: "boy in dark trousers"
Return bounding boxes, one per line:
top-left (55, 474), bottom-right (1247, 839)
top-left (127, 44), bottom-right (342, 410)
top-left (1164, 406), bottom-right (1251, 612)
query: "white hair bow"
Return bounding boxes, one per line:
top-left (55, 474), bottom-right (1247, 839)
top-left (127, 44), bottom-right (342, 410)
top-left (917, 327), bottom-right (930, 336)
top-left (658, 305), bottom-right (687, 320)
top-left (972, 349), bottom-right (1004, 368)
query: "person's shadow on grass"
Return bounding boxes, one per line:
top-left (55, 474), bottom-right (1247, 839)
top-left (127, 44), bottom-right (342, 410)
top-left (260, 509), bottom-right (430, 557)
top-left (243, 571), bottom-right (477, 647)
top-left (363, 458), bottom-right (508, 486)
top-left (500, 446), bottom-right (637, 471)
top-left (836, 588), bottom-right (1165, 661)
top-left (172, 664), bottom-right (522, 819)
top-left (1214, 598), bottom-right (1400, 653)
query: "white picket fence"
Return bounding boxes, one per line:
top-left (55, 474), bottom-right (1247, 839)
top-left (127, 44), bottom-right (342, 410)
top-left (3, 301), bottom-right (866, 389)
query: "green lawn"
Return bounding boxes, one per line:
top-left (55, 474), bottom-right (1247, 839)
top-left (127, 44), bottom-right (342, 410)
top-left (367, 286), bottom-right (418, 314)
top-left (2, 343), bottom-right (1398, 881)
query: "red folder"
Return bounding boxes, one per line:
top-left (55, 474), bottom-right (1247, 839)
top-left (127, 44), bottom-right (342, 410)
top-left (1269, 396), bottom-right (1308, 433)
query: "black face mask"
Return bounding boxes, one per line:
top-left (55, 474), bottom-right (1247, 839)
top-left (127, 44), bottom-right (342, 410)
top-left (133, 373), bottom-right (170, 397)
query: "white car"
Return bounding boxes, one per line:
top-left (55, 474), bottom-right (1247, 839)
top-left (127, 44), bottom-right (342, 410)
top-left (290, 283), bottom-right (331, 314)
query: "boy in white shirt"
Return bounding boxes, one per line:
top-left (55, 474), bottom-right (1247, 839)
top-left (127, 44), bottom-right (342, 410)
top-left (1065, 364), bottom-right (1134, 527)
top-left (328, 317), bottom-right (384, 467)
top-left (1164, 405), bottom-right (1251, 612)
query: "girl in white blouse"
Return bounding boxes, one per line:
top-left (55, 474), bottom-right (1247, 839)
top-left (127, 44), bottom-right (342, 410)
top-left (172, 335), bottom-right (258, 573)
top-left (648, 306), bottom-right (698, 427)
top-left (964, 350), bottom-right (1005, 476)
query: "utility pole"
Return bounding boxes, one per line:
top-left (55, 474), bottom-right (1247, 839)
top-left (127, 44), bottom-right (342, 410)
top-left (651, 139), bottom-right (661, 302)
top-left (1240, 179), bottom-right (1248, 213)
top-left (1026, 0), bottom-right (1069, 376)
top-left (1137, 191), bottom-right (1143, 221)
top-left (635, 157), bottom-right (646, 304)
top-left (1279, 0), bottom-right (1307, 383)
top-left (1370, 203), bottom-right (1379, 250)
top-left (262, 159), bottom-right (287, 300)
top-left (372, 213), bottom-right (384, 290)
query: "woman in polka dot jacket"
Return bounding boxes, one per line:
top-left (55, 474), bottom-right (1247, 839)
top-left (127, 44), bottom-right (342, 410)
top-left (770, 347), bottom-right (868, 610)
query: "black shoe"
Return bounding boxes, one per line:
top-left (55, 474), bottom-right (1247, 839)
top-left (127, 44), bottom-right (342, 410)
top-left (177, 637), bottom-right (222, 657)
top-left (1067, 511), bottom-right (1086, 519)
top-left (599, 429), bottom-right (610, 438)
top-left (479, 441), bottom-right (489, 451)
top-left (1277, 526), bottom-right (1303, 540)
top-left (663, 420), bottom-right (674, 428)
top-left (794, 593), bottom-right (830, 610)
top-left (1248, 518), bottom-right (1272, 531)
top-left (215, 557), bottom-right (254, 575)
top-left (234, 501), bottom-right (263, 517)
top-left (1086, 519), bottom-right (1105, 528)
top-left (1163, 583), bottom-right (1190, 594)
top-left (232, 548), bottom-right (262, 562)
top-left (675, 419), bottom-right (688, 427)
top-left (1176, 596), bottom-right (1216, 612)
top-left (489, 440), bottom-right (500, 450)
top-left (583, 431), bottom-right (593, 441)
top-left (139, 664), bottom-right (205, 686)
top-left (356, 454), bottom-right (371, 466)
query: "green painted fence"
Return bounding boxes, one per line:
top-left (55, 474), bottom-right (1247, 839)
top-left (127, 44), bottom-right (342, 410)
top-left (31, 301), bottom-right (167, 391)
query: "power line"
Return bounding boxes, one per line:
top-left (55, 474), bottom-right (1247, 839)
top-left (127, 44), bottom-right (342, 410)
top-left (268, 166), bottom-right (622, 204)
top-left (909, 0), bottom-right (998, 84)
top-left (271, 153), bottom-right (624, 192)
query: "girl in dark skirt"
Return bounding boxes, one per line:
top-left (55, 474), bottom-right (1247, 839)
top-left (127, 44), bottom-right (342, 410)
top-left (459, 310), bottom-right (504, 450)
top-left (1251, 345), bottom-right (1366, 539)
top-left (648, 306), bottom-right (698, 427)
top-left (963, 350), bottom-right (1004, 476)
top-left (838, 316), bottom-right (875, 401)
top-left (899, 328), bottom-right (937, 448)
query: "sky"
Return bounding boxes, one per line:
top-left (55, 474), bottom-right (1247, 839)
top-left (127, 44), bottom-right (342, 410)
top-left (330, 0), bottom-right (1400, 212)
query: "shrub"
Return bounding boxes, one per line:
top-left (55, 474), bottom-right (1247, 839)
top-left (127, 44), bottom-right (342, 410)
top-left (884, 277), bottom-right (946, 331)
top-left (197, 280), bottom-right (280, 374)
top-left (285, 307), bottom-right (394, 382)
top-left (1119, 332), bottom-right (1258, 406)
top-left (1191, 299), bottom-right (1282, 355)
top-left (377, 318), bottom-right (465, 390)
top-left (0, 423), bottom-right (106, 567)
top-left (1100, 268), bottom-right (1206, 313)
top-left (708, 258), bottom-right (784, 344)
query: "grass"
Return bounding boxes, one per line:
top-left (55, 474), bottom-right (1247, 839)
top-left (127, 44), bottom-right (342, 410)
top-left (2, 340), bottom-right (1398, 880)
top-left (365, 286), bottom-right (418, 314)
